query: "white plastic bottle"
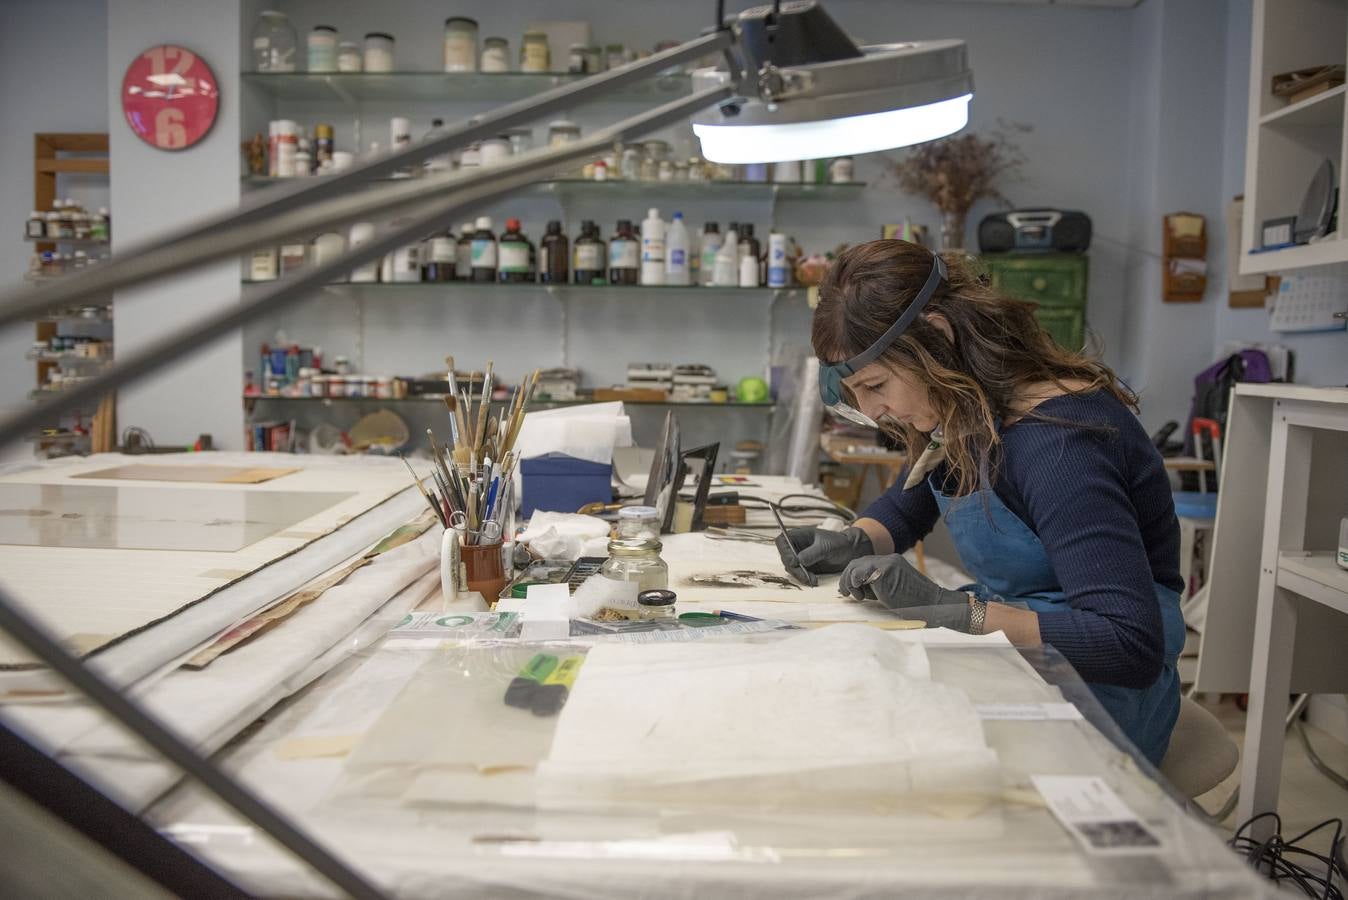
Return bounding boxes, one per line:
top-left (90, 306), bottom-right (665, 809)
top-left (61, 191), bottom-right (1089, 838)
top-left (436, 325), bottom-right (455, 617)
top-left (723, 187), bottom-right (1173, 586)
top-left (640, 208), bottom-right (665, 285)
top-left (767, 231), bottom-right (789, 287)
top-left (713, 226), bottom-right (739, 287)
top-left (699, 223), bottom-right (722, 287)
top-left (665, 212), bottom-right (690, 285)
top-left (738, 253), bottom-right (759, 288)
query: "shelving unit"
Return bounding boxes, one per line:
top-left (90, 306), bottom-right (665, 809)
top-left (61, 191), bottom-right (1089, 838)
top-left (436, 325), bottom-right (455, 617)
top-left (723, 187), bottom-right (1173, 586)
top-left (27, 132), bottom-right (114, 456)
top-left (241, 281), bottom-right (800, 299)
top-left (1240, 0), bottom-right (1348, 275)
top-left (245, 394), bottom-right (775, 410)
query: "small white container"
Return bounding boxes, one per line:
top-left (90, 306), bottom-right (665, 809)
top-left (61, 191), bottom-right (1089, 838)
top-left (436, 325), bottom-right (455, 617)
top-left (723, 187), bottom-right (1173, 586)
top-left (250, 247), bottom-right (279, 281)
top-left (363, 32), bottom-right (395, 73)
top-left (330, 150), bottom-right (355, 171)
top-left (767, 232), bottom-right (789, 287)
top-left (479, 137), bottom-right (510, 166)
top-left (307, 25), bottom-right (338, 72)
top-left (1338, 517), bottom-right (1348, 570)
top-left (337, 41), bottom-right (362, 72)
top-left (829, 156), bottom-right (855, 183)
top-left (480, 37), bottom-right (509, 73)
top-left (443, 17), bottom-right (478, 72)
top-left (773, 160), bottom-right (802, 183)
top-left (348, 222), bottom-right (379, 282)
top-left (739, 253), bottom-right (759, 288)
top-left (312, 232), bottom-right (346, 275)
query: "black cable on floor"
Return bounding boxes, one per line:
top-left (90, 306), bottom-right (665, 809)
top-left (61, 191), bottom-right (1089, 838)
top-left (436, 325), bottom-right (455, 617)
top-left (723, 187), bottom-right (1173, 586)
top-left (1229, 812), bottom-right (1345, 900)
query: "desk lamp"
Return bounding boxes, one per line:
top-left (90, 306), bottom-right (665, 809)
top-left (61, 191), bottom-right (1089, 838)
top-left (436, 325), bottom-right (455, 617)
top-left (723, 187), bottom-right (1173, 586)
top-left (0, 4), bottom-right (973, 897)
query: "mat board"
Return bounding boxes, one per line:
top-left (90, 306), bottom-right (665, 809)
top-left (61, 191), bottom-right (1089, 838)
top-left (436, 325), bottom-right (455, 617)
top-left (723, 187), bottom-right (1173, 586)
top-left (0, 453), bottom-right (415, 669)
top-left (72, 464), bottom-right (299, 484)
top-left (0, 484), bottom-right (352, 551)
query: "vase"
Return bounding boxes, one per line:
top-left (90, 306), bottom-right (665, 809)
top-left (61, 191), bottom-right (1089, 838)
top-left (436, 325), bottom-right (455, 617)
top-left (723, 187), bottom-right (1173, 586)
top-left (940, 210), bottom-right (967, 251)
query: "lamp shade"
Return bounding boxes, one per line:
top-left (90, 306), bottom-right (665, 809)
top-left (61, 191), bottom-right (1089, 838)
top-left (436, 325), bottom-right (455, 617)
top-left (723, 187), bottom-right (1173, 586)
top-left (691, 38), bottom-right (975, 164)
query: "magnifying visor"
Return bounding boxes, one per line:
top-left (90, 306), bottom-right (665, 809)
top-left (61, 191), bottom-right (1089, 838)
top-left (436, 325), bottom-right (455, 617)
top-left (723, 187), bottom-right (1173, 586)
top-left (817, 251), bottom-right (947, 427)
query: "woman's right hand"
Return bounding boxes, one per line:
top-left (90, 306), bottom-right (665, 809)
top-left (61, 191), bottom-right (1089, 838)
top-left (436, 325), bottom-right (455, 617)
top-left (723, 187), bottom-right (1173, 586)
top-left (775, 527), bottom-right (874, 584)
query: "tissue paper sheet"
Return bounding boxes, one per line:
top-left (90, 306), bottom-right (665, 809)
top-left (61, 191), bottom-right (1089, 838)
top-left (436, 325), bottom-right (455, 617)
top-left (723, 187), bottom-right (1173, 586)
top-left (536, 624), bottom-right (1000, 812)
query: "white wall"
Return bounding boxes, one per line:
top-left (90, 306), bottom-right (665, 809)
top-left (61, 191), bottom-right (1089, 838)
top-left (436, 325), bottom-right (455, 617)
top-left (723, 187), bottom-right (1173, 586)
top-left (107, 0), bottom-right (246, 449)
top-left (0, 0), bottom-right (109, 455)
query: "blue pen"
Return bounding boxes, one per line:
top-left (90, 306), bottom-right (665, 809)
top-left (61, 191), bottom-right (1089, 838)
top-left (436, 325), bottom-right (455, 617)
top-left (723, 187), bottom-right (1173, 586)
top-left (715, 610), bottom-right (762, 623)
top-left (484, 476), bottom-right (500, 520)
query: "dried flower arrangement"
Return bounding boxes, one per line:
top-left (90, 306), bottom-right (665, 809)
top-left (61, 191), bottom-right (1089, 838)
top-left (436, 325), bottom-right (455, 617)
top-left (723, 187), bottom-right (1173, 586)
top-left (881, 121), bottom-right (1031, 249)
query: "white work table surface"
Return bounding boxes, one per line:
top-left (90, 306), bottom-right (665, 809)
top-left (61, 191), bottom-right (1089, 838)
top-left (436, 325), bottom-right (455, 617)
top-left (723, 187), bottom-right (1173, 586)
top-left (150, 530), bottom-right (1269, 898)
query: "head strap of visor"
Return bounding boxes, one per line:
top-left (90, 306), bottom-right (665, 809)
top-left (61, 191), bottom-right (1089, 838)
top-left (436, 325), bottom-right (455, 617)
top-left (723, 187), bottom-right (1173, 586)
top-left (824, 251), bottom-right (947, 378)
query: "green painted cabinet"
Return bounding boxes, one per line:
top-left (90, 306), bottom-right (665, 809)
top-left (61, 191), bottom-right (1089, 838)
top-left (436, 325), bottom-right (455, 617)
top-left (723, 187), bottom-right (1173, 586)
top-left (980, 253), bottom-right (1088, 350)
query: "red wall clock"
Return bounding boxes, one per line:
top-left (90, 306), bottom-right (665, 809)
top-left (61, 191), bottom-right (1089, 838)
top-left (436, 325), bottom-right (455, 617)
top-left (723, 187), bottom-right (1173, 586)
top-left (121, 45), bottom-right (220, 151)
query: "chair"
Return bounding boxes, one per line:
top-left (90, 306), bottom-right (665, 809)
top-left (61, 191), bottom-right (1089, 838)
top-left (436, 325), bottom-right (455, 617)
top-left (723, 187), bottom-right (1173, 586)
top-left (1173, 418), bottom-right (1221, 600)
top-left (1160, 696), bottom-right (1240, 799)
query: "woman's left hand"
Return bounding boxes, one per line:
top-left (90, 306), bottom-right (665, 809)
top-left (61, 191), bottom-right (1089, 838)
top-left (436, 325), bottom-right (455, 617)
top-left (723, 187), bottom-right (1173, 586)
top-left (839, 554), bottom-right (973, 630)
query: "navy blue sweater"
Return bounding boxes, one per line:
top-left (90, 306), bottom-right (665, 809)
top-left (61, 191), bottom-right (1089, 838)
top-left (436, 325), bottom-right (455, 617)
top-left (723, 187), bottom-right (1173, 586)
top-left (863, 392), bottom-right (1182, 688)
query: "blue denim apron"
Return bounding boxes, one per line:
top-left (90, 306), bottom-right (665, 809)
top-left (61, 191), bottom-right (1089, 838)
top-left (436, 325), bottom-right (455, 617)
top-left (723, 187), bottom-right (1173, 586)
top-left (930, 475), bottom-right (1185, 766)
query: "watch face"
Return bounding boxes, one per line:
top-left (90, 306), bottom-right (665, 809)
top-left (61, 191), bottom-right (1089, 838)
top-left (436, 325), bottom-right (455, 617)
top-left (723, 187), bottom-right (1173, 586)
top-left (121, 45), bottom-right (220, 151)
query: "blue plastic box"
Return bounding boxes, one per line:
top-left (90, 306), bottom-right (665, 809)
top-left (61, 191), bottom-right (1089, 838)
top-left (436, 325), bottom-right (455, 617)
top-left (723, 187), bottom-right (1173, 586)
top-left (519, 453), bottom-right (613, 518)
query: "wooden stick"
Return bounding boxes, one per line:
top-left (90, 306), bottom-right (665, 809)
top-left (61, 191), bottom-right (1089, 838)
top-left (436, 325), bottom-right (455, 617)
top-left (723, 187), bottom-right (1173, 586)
top-left (472, 361), bottom-right (493, 469)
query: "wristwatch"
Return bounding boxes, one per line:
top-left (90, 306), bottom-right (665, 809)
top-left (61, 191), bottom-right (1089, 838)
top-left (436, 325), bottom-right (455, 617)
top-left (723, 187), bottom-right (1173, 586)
top-left (968, 595), bottom-right (987, 635)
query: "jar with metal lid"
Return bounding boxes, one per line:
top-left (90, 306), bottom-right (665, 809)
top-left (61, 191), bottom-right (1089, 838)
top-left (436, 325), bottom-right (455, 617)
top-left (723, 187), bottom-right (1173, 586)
top-left (443, 17), bottom-right (478, 72)
top-left (639, 139), bottom-right (669, 181)
top-left (307, 25), bottom-right (338, 72)
top-left (616, 506), bottom-right (660, 541)
top-left (547, 120), bottom-right (581, 148)
top-left (337, 41), bottom-right (362, 72)
top-left (520, 31), bottom-right (550, 73)
top-left (363, 32), bottom-right (395, 72)
top-left (583, 46), bottom-right (603, 74)
top-left (605, 44), bottom-right (627, 71)
top-left (479, 137), bottom-right (510, 166)
top-left (637, 589), bottom-right (677, 620)
top-left (252, 11), bottom-right (297, 72)
top-left (598, 539), bottom-right (669, 592)
top-left (480, 36), bottom-right (509, 73)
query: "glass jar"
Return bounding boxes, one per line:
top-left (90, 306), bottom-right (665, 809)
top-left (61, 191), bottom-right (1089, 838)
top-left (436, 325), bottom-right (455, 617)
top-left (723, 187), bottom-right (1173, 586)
top-left (605, 44), bottom-right (627, 71)
top-left (640, 140), bottom-right (669, 181)
top-left (637, 589), bottom-right (677, 620)
top-left (337, 41), bottom-right (362, 72)
top-left (547, 120), bottom-right (582, 148)
top-left (567, 44), bottom-right (586, 74)
top-left (583, 46), bottom-right (603, 74)
top-left (616, 506), bottom-right (660, 541)
top-left (306, 25), bottom-right (338, 72)
top-left (443, 17), bottom-right (478, 72)
top-left (363, 32), bottom-right (395, 73)
top-left (598, 539), bottom-right (669, 593)
top-left (252, 11), bottom-right (297, 72)
top-left (521, 31), bottom-right (550, 73)
top-left (481, 36), bottom-right (509, 73)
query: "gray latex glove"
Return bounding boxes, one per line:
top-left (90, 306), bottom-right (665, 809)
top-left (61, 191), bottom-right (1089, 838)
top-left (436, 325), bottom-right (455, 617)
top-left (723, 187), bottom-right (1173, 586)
top-left (775, 526), bottom-right (873, 585)
top-left (839, 554), bottom-right (973, 631)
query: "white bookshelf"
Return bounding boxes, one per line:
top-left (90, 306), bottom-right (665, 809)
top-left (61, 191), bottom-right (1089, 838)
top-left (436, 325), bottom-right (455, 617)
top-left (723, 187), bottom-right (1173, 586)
top-left (1240, 0), bottom-right (1348, 276)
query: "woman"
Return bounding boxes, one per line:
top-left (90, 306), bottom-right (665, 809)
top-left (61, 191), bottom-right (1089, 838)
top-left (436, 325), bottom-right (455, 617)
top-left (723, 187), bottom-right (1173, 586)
top-left (778, 240), bottom-right (1185, 765)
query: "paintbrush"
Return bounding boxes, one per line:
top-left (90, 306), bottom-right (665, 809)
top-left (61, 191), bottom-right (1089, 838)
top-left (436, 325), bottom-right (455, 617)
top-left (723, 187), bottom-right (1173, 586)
top-left (472, 361), bottom-right (494, 468)
top-left (425, 427), bottom-right (457, 498)
top-left (398, 452), bottom-right (447, 528)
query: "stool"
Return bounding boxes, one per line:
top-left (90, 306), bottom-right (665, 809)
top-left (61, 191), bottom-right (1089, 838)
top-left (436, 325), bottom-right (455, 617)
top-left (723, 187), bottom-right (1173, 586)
top-left (1173, 491), bottom-right (1217, 599)
top-left (1159, 696), bottom-right (1239, 799)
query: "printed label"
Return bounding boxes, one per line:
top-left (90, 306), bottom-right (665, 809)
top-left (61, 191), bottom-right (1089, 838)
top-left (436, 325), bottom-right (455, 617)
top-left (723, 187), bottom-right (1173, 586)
top-left (471, 239), bottom-right (497, 268)
top-left (669, 249), bottom-right (687, 267)
top-left (575, 244), bottom-right (603, 269)
top-left (456, 244), bottom-right (472, 277)
top-left (1031, 775), bottom-right (1163, 856)
top-left (641, 238), bottom-right (665, 262)
top-left (610, 239), bottom-right (639, 268)
top-left (428, 237), bottom-right (455, 263)
top-left (499, 242), bottom-right (530, 272)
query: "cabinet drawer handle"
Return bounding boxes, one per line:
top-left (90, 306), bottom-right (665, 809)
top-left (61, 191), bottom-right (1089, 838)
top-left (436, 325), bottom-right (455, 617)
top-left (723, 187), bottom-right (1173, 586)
top-left (1032, 276), bottom-right (1048, 291)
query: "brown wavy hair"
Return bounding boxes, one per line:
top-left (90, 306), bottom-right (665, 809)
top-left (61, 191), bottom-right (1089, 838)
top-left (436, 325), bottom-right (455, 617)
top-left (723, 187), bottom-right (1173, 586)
top-left (812, 239), bottom-right (1135, 497)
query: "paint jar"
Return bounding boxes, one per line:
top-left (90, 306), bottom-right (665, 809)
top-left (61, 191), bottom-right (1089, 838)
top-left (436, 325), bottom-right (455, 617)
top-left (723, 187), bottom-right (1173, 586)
top-left (520, 31), bottom-right (550, 72)
top-left (829, 156), bottom-right (855, 183)
top-left (443, 17), bottom-right (478, 72)
top-left (363, 32), bottom-right (395, 73)
top-left (374, 377), bottom-right (393, 399)
top-left (598, 539), bottom-right (668, 592)
top-left (330, 150), bottom-right (355, 171)
top-left (548, 120), bottom-right (581, 148)
top-left (250, 247), bottom-right (279, 281)
top-left (568, 44), bottom-right (586, 74)
top-left (307, 25), bottom-right (338, 72)
top-left (481, 36), bottom-right (509, 73)
top-left (504, 127), bottom-right (533, 155)
top-left (337, 41), bottom-right (362, 72)
top-left (773, 159), bottom-right (802, 183)
top-left (637, 589), bottom-right (677, 620)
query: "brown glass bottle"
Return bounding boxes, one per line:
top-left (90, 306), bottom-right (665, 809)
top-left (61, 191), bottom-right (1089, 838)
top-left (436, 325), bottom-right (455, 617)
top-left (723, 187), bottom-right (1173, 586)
top-left (540, 220), bottom-right (569, 284)
top-left (608, 219), bottom-right (639, 285)
top-left (573, 220), bottom-right (607, 285)
top-left (469, 216), bottom-right (497, 282)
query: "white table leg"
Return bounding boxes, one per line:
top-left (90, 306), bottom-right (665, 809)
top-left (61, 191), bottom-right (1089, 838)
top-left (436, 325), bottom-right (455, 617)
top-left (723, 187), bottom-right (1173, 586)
top-left (1236, 585), bottom-right (1297, 836)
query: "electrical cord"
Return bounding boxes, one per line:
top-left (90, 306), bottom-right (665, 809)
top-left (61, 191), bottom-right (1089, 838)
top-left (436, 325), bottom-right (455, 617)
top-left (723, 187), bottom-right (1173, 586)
top-left (1229, 812), bottom-right (1345, 900)
top-left (736, 492), bottom-right (858, 523)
